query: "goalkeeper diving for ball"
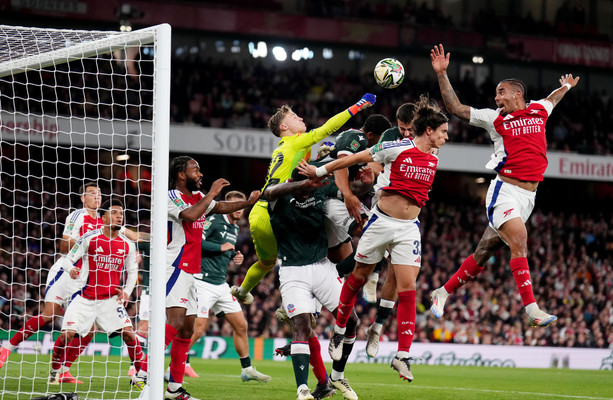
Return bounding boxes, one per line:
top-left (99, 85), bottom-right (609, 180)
top-left (230, 93), bottom-right (376, 305)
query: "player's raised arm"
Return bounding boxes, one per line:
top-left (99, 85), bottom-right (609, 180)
top-left (430, 44), bottom-right (471, 122)
top-left (291, 94), bottom-right (376, 149)
top-left (210, 190), bottom-right (261, 214)
top-left (298, 149), bottom-right (374, 178)
top-left (545, 74), bottom-right (580, 108)
top-left (263, 177), bottom-right (327, 202)
top-left (179, 178), bottom-right (230, 222)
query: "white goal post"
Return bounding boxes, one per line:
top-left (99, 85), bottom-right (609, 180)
top-left (0, 23), bottom-right (170, 400)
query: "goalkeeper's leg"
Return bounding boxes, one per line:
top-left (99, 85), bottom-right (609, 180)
top-left (231, 205), bottom-right (277, 303)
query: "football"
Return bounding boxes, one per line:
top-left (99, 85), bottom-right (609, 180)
top-left (374, 58), bottom-right (405, 89)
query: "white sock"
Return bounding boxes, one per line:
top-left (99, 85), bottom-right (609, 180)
top-left (439, 286), bottom-right (449, 296)
top-left (167, 382), bottom-right (182, 392)
top-left (368, 272), bottom-right (379, 282)
top-left (371, 322), bottom-right (383, 334)
top-left (331, 369), bottom-right (344, 381)
top-left (334, 325), bottom-right (346, 335)
top-left (525, 302), bottom-right (539, 315)
top-left (396, 350), bottom-right (410, 359)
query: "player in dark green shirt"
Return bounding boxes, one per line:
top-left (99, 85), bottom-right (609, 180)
top-left (186, 190), bottom-right (271, 383)
top-left (265, 171), bottom-right (360, 400)
top-left (316, 114), bottom-right (391, 269)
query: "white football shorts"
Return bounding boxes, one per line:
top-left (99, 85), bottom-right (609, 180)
top-left (354, 206), bottom-right (422, 267)
top-left (194, 279), bottom-right (241, 318)
top-left (44, 260), bottom-right (84, 308)
top-left (166, 267), bottom-right (198, 316)
top-left (324, 198), bottom-right (369, 248)
top-left (485, 176), bottom-right (536, 231)
top-left (279, 258), bottom-right (343, 318)
top-left (62, 295), bottom-right (132, 337)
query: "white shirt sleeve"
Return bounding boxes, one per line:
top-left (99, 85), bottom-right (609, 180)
top-left (469, 107), bottom-right (499, 130)
top-left (62, 235), bottom-right (89, 273)
top-left (370, 140), bottom-right (412, 164)
top-left (168, 190), bottom-right (189, 222)
top-left (530, 99), bottom-right (554, 116)
top-left (122, 241), bottom-right (138, 296)
top-left (62, 210), bottom-right (85, 240)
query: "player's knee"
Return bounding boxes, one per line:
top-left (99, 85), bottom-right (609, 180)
top-left (353, 266), bottom-right (372, 281)
top-left (61, 331), bottom-right (75, 344)
top-left (292, 315), bottom-right (311, 341)
top-left (259, 259), bottom-right (276, 270)
top-left (40, 314), bottom-right (54, 324)
top-left (234, 320), bottom-right (248, 336)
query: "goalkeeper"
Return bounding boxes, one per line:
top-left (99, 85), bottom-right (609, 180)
top-left (230, 93), bottom-right (376, 304)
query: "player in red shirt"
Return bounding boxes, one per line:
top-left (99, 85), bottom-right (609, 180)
top-left (428, 44), bottom-right (580, 327)
top-left (47, 199), bottom-right (144, 384)
top-left (298, 96), bottom-right (449, 382)
top-left (0, 182), bottom-right (103, 383)
top-left (132, 156), bottom-right (260, 400)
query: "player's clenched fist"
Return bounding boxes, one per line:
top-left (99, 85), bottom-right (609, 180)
top-left (247, 190), bottom-right (261, 204)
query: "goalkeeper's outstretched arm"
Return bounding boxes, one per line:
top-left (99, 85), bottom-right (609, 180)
top-left (291, 93), bottom-right (376, 149)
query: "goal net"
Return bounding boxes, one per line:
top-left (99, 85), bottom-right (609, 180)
top-left (0, 24), bottom-right (170, 399)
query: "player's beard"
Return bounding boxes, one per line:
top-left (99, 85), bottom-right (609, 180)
top-left (112, 225), bottom-right (122, 231)
top-left (186, 176), bottom-right (199, 192)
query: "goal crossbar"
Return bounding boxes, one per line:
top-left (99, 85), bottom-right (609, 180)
top-left (0, 25), bottom-right (159, 78)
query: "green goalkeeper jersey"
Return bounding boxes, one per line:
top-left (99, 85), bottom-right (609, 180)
top-left (269, 184), bottom-right (338, 266)
top-left (200, 214), bottom-right (239, 285)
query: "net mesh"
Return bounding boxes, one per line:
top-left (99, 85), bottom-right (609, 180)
top-left (0, 24), bottom-right (157, 399)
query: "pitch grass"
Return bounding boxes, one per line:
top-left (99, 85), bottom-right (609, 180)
top-left (1, 355), bottom-right (612, 400)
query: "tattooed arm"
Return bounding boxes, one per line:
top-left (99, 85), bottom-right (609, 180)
top-left (430, 44), bottom-right (471, 122)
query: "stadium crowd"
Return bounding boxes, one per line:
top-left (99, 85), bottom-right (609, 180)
top-left (169, 57), bottom-right (613, 156)
top-left (199, 0), bottom-right (609, 41)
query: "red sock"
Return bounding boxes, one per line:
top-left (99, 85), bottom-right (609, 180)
top-left (51, 335), bottom-right (67, 370)
top-left (510, 257), bottom-right (536, 305)
top-left (336, 274), bottom-right (366, 328)
top-left (308, 336), bottom-right (327, 384)
top-left (64, 334), bottom-right (93, 368)
top-left (125, 340), bottom-right (144, 371)
top-left (397, 290), bottom-right (416, 352)
top-left (141, 324), bottom-right (176, 374)
top-left (168, 337), bottom-right (190, 384)
top-left (165, 324), bottom-right (178, 348)
top-left (140, 354), bottom-right (149, 373)
top-left (443, 255), bottom-right (484, 293)
top-left (10, 315), bottom-right (47, 347)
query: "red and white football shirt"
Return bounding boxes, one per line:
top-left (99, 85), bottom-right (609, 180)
top-left (167, 190), bottom-right (216, 274)
top-left (65, 230), bottom-right (137, 300)
top-left (62, 208), bottom-right (104, 240)
top-left (370, 138), bottom-right (439, 208)
top-left (470, 99), bottom-right (554, 181)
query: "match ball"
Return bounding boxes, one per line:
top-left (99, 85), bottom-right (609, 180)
top-left (374, 58), bottom-right (405, 89)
